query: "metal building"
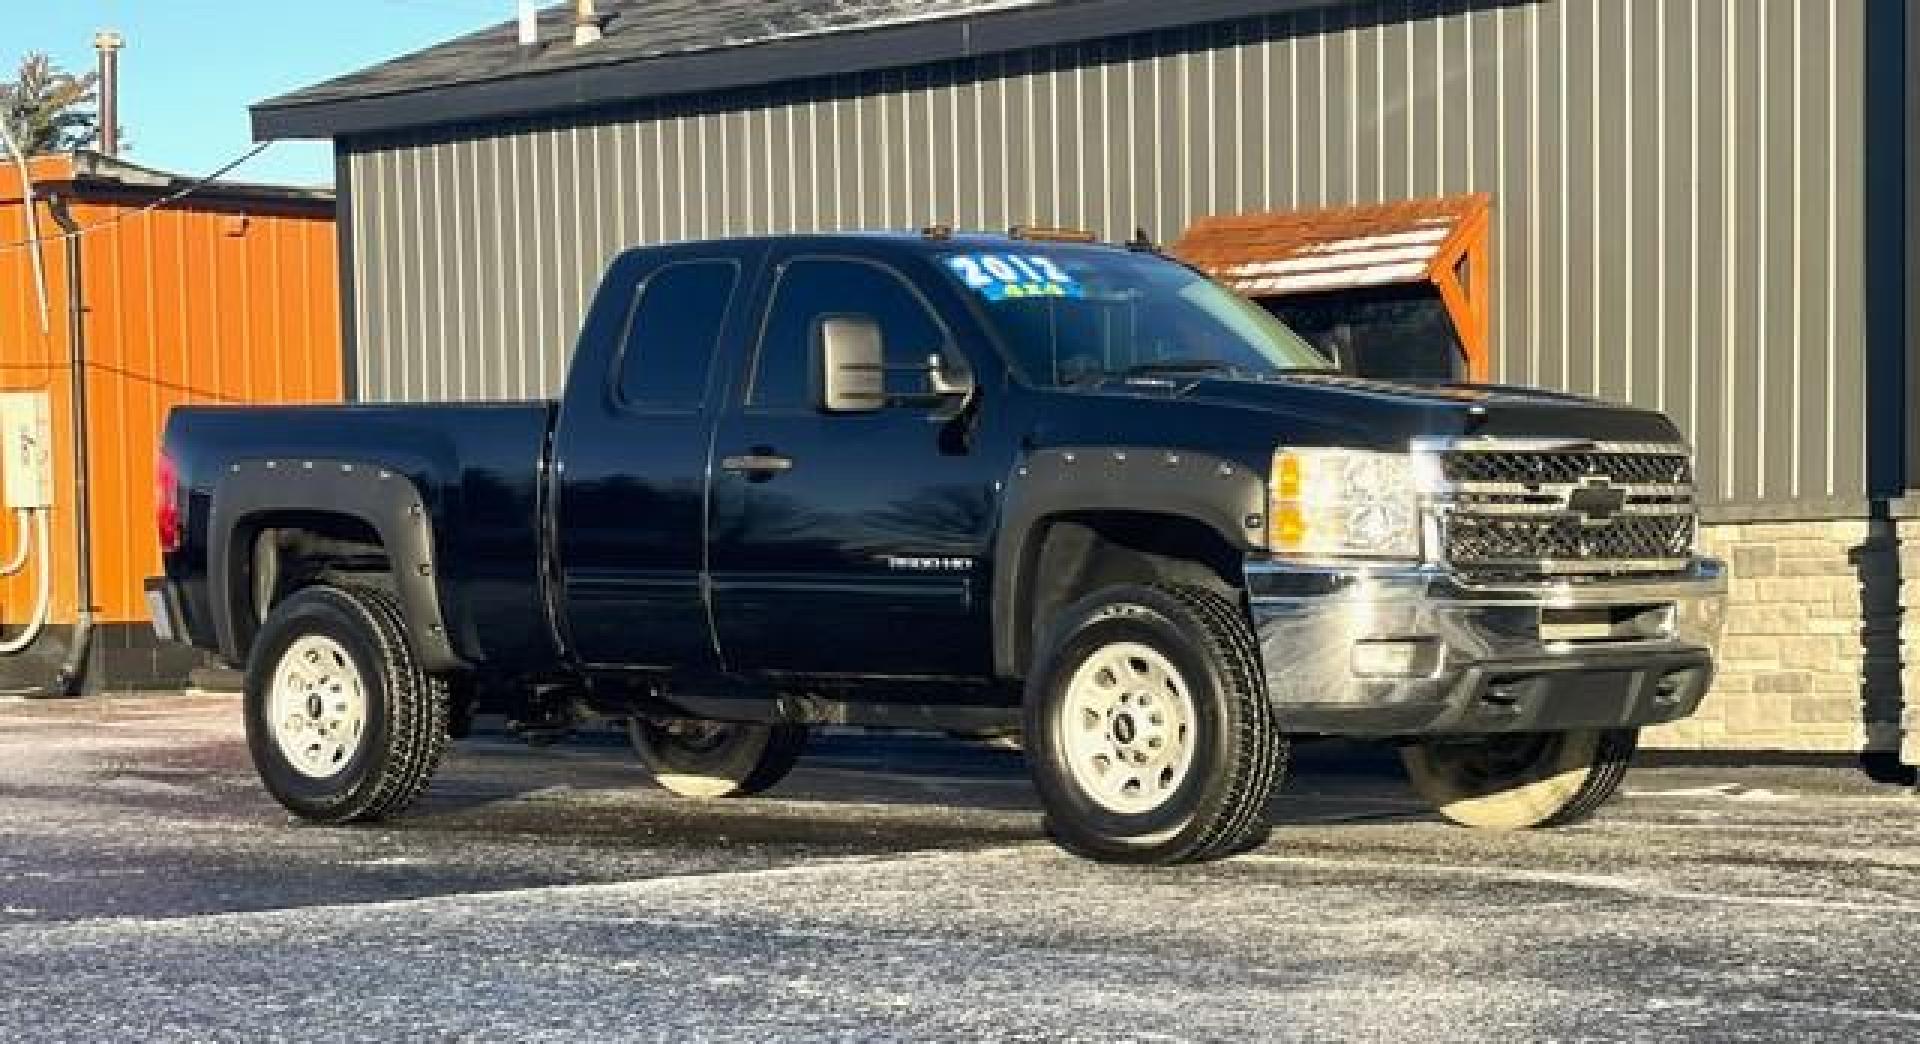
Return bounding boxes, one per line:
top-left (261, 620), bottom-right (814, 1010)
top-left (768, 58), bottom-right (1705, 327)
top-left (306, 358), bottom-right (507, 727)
top-left (255, 0), bottom-right (1920, 759)
top-left (0, 153), bottom-right (342, 695)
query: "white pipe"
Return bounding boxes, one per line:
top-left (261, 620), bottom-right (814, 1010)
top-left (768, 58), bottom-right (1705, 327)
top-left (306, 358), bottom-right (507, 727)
top-left (518, 0), bottom-right (539, 46)
top-left (573, 0), bottom-right (602, 45)
top-left (0, 121), bottom-right (51, 334)
top-left (0, 509), bottom-right (51, 654)
top-left (0, 509), bottom-right (29, 576)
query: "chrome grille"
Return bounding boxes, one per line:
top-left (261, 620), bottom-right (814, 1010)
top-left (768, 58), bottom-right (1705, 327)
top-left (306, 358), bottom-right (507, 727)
top-left (1439, 448), bottom-right (1692, 486)
top-left (1432, 442), bottom-right (1697, 578)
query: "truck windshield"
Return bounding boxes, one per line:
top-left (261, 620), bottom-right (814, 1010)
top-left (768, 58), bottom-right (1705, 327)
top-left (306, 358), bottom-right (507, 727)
top-left (939, 246), bottom-right (1332, 387)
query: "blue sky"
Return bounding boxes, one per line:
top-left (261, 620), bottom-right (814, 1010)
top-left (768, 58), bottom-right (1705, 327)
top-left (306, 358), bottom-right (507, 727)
top-left (16, 0), bottom-right (509, 186)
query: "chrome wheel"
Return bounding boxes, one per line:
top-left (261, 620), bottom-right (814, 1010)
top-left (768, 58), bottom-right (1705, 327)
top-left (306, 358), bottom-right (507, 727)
top-left (267, 635), bottom-right (368, 779)
top-left (1056, 641), bottom-right (1196, 815)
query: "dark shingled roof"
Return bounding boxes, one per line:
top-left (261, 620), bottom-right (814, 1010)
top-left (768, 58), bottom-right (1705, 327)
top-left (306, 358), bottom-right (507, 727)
top-left (252, 0), bottom-right (1346, 140)
top-left (266, 1), bottom-right (1050, 113)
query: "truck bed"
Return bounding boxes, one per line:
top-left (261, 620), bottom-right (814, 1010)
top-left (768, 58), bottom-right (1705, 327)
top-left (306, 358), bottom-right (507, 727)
top-left (163, 401), bottom-right (559, 670)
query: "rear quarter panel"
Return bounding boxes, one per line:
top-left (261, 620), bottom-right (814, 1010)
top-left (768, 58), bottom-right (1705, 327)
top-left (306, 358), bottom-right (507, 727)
top-left (163, 402), bottom-right (557, 672)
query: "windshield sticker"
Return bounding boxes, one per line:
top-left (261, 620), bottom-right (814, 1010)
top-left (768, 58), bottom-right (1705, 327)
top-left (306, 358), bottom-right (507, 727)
top-left (945, 254), bottom-right (1085, 302)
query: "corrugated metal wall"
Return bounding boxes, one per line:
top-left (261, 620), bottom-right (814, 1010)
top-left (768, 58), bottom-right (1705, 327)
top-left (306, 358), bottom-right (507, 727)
top-left (341, 0), bottom-right (1869, 518)
top-left (1, 161), bottom-right (83, 635)
top-left (2, 159), bottom-right (342, 631)
top-left (74, 198), bottom-right (342, 623)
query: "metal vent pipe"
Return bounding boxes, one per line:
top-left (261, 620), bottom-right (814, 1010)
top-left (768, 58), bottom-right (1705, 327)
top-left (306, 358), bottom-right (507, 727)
top-left (574, 0), bottom-right (603, 45)
top-left (95, 30), bottom-right (123, 158)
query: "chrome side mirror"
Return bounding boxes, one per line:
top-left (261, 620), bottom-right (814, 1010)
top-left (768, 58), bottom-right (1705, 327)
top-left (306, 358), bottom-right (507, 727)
top-left (816, 315), bottom-right (886, 413)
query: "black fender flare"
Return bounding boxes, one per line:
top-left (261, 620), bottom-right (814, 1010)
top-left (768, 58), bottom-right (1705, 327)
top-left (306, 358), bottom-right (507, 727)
top-left (990, 446), bottom-right (1268, 678)
top-left (209, 459), bottom-right (464, 672)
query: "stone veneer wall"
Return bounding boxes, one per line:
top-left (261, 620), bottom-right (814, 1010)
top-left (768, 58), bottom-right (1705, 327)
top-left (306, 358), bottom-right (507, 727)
top-left (1643, 515), bottom-right (1909, 754)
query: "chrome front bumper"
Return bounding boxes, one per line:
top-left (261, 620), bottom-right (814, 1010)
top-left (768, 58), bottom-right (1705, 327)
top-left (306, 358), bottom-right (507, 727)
top-left (1246, 557), bottom-right (1728, 737)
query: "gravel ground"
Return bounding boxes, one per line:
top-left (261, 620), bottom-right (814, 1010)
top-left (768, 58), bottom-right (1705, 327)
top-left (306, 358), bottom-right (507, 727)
top-left (2, 695), bottom-right (1917, 1042)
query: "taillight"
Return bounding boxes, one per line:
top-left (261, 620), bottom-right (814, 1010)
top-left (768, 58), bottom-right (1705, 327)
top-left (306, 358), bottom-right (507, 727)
top-left (156, 451), bottom-right (182, 553)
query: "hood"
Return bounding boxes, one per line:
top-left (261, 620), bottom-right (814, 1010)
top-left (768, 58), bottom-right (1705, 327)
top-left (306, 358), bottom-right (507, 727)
top-left (1064, 372), bottom-right (1686, 449)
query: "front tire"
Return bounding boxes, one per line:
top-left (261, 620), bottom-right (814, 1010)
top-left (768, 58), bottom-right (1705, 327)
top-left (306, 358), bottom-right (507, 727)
top-left (1024, 584), bottom-right (1287, 865)
top-left (243, 585), bottom-right (449, 823)
top-left (628, 719), bottom-right (808, 798)
top-left (1400, 728), bottom-right (1639, 830)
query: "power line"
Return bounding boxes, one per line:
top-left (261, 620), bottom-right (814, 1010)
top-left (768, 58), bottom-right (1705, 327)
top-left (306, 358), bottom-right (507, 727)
top-left (0, 140), bottom-right (277, 254)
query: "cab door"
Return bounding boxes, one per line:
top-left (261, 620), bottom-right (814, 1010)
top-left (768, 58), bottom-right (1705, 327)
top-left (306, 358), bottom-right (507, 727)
top-left (706, 252), bottom-right (999, 679)
top-left (553, 243), bottom-right (765, 670)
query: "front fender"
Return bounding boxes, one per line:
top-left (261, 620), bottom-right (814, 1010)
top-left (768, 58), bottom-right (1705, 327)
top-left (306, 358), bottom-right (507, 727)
top-left (989, 446), bottom-right (1268, 677)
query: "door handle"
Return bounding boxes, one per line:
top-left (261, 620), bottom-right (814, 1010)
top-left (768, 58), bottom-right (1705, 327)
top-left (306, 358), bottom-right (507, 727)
top-left (720, 452), bottom-right (795, 475)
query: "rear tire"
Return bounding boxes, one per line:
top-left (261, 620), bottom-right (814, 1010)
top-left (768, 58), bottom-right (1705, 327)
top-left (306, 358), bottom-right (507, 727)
top-left (243, 585), bottom-right (449, 823)
top-left (1024, 584), bottom-right (1286, 865)
top-left (1400, 727), bottom-right (1638, 830)
top-left (628, 719), bottom-right (808, 798)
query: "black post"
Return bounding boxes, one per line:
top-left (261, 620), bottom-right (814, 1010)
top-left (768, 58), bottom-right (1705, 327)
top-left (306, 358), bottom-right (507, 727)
top-left (1862, 0), bottom-right (1913, 784)
top-left (45, 196), bottom-right (93, 697)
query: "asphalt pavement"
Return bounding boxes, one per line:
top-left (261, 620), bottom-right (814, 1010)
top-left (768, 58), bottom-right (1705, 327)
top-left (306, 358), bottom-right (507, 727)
top-left (2, 695), bottom-right (1917, 1042)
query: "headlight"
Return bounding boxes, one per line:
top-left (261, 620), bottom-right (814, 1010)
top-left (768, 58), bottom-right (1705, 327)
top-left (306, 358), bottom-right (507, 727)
top-left (1268, 448), bottom-right (1423, 559)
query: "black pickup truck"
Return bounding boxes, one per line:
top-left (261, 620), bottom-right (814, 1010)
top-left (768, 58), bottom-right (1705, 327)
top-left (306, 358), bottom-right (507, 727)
top-left (151, 230), bottom-right (1726, 864)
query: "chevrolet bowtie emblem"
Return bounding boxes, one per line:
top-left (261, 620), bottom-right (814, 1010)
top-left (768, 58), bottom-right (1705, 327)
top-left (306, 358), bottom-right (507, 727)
top-left (1565, 476), bottom-right (1627, 525)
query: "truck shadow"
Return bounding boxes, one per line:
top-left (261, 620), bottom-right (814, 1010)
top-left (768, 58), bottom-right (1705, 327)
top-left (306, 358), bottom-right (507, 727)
top-left (405, 731), bottom-right (1435, 850)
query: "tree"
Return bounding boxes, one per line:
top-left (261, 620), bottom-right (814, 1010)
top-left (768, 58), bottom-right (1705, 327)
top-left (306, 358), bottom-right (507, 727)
top-left (0, 53), bottom-right (100, 157)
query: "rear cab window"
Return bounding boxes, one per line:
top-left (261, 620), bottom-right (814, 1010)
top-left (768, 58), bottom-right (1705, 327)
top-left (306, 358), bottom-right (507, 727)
top-left (615, 260), bottom-right (740, 410)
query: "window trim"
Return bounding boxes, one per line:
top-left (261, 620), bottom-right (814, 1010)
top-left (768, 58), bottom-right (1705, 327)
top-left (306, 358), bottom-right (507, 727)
top-left (610, 257), bottom-right (743, 415)
top-left (742, 252), bottom-right (963, 413)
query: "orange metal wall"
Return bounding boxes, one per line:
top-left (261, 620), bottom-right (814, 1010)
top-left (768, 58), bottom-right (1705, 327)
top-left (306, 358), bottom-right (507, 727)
top-left (1, 157), bottom-right (342, 633)
top-left (1, 159), bottom-right (80, 633)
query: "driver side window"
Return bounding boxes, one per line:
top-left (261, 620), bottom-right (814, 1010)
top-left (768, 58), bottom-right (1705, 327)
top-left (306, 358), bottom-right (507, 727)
top-left (749, 257), bottom-right (953, 409)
